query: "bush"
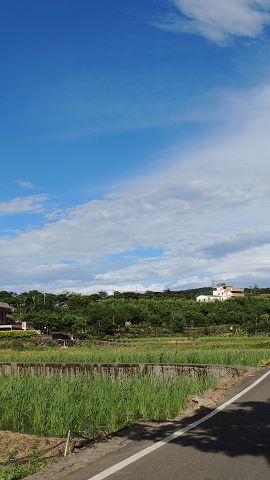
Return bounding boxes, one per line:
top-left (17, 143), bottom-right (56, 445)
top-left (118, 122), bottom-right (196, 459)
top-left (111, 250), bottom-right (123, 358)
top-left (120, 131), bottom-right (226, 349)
top-left (0, 330), bottom-right (37, 338)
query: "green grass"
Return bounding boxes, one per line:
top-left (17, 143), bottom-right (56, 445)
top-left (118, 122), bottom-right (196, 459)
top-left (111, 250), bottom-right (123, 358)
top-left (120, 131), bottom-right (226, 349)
top-left (0, 342), bottom-right (269, 366)
top-left (0, 335), bottom-right (268, 443)
top-left (0, 331), bottom-right (37, 338)
top-left (110, 336), bottom-right (189, 344)
top-left (0, 336), bottom-right (268, 477)
top-left (113, 335), bottom-right (270, 346)
top-left (0, 372), bottom-right (217, 438)
top-left (0, 455), bottom-right (45, 480)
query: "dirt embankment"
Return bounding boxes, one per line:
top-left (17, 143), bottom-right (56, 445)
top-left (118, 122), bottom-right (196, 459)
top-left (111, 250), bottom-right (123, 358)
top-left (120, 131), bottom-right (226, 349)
top-left (0, 431), bottom-right (68, 464)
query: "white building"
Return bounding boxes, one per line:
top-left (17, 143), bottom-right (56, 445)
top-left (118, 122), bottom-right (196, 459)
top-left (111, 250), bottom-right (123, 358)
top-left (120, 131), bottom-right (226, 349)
top-left (197, 283), bottom-right (245, 302)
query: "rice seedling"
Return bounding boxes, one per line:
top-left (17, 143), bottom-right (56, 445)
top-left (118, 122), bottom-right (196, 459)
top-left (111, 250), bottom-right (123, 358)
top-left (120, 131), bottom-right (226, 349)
top-left (0, 372), bottom-right (217, 438)
top-left (0, 343), bottom-right (268, 366)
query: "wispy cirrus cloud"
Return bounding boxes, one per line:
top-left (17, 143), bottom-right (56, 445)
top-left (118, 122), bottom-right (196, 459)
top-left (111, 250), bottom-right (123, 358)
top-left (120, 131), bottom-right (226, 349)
top-left (0, 195), bottom-right (48, 215)
top-left (154, 0), bottom-right (270, 44)
top-left (16, 179), bottom-right (35, 190)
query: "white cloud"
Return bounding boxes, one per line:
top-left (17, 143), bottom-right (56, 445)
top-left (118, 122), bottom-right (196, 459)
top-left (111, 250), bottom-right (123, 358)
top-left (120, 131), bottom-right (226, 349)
top-left (16, 179), bottom-right (35, 190)
top-left (1, 83), bottom-right (270, 291)
top-left (0, 195), bottom-right (48, 215)
top-left (155, 0), bottom-right (270, 44)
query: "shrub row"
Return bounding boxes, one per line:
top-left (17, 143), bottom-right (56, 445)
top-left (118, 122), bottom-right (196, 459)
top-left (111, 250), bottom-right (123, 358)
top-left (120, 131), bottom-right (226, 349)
top-left (0, 330), bottom-right (37, 338)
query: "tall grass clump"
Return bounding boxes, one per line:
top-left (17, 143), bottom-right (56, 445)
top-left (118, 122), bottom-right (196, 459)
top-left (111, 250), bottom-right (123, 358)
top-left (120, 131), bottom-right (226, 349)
top-left (0, 372), bottom-right (217, 437)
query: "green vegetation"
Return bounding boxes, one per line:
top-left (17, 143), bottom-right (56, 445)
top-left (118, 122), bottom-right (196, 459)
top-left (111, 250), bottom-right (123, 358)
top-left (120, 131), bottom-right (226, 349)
top-left (0, 336), bottom-right (268, 479)
top-left (0, 286), bottom-right (270, 480)
top-left (0, 287), bottom-right (268, 480)
top-left (0, 372), bottom-right (217, 437)
top-left (0, 338), bottom-right (269, 366)
top-left (0, 453), bottom-right (45, 480)
top-left (1, 289), bottom-right (270, 338)
top-left (0, 330), bottom-right (37, 338)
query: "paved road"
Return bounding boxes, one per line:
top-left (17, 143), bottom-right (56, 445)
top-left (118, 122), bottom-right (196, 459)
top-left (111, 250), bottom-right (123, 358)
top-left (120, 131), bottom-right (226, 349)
top-left (65, 368), bottom-right (270, 480)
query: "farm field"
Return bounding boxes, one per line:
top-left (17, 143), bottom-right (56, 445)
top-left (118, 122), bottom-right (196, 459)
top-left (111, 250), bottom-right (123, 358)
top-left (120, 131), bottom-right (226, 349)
top-left (0, 372), bottom-right (217, 438)
top-left (106, 335), bottom-right (270, 344)
top-left (0, 336), bottom-right (269, 479)
top-left (0, 336), bottom-right (269, 366)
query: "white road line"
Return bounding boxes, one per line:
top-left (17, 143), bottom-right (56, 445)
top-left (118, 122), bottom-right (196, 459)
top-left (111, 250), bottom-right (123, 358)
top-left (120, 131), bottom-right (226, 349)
top-left (86, 369), bottom-right (270, 480)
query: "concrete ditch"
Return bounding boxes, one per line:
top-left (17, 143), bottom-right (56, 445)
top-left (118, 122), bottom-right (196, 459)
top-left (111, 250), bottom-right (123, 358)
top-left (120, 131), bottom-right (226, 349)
top-left (0, 362), bottom-right (256, 379)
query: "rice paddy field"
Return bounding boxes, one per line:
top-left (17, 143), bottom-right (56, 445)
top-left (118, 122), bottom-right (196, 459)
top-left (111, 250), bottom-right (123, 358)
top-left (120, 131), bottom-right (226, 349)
top-left (0, 336), bottom-right (269, 366)
top-left (0, 373), bottom-right (217, 438)
top-left (0, 337), bottom-right (268, 438)
top-left (0, 336), bottom-right (269, 479)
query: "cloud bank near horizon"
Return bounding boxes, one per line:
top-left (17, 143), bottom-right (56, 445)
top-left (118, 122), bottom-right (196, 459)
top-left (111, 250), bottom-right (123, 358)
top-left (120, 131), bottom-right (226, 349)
top-left (1, 83), bottom-right (270, 293)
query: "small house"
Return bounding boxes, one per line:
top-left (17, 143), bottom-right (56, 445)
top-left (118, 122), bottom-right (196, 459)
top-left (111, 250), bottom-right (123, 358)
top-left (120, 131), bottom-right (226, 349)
top-left (0, 302), bottom-right (35, 331)
top-left (197, 283), bottom-right (245, 302)
top-left (0, 302), bottom-right (14, 325)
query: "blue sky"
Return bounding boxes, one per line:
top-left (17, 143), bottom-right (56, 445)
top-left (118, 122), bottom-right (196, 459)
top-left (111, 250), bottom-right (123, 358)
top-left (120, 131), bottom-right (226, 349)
top-left (1, 0), bottom-right (270, 292)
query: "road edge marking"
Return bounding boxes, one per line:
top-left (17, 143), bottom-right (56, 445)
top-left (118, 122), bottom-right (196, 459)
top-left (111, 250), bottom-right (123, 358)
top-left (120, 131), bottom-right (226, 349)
top-left (86, 368), bottom-right (270, 480)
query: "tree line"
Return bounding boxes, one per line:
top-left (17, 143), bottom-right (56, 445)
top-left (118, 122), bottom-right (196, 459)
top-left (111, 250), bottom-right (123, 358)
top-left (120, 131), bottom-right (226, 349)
top-left (0, 288), bottom-right (270, 337)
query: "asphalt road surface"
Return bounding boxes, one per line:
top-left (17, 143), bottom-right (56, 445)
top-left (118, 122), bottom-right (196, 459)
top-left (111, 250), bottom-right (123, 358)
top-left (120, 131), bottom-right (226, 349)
top-left (64, 367), bottom-right (270, 480)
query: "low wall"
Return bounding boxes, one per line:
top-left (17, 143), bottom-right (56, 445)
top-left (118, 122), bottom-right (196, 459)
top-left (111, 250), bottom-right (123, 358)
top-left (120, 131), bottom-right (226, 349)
top-left (0, 362), bottom-right (255, 379)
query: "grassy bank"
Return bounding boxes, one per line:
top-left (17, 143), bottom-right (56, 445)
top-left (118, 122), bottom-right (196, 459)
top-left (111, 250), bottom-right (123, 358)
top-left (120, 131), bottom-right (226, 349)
top-left (0, 372), bottom-right (217, 437)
